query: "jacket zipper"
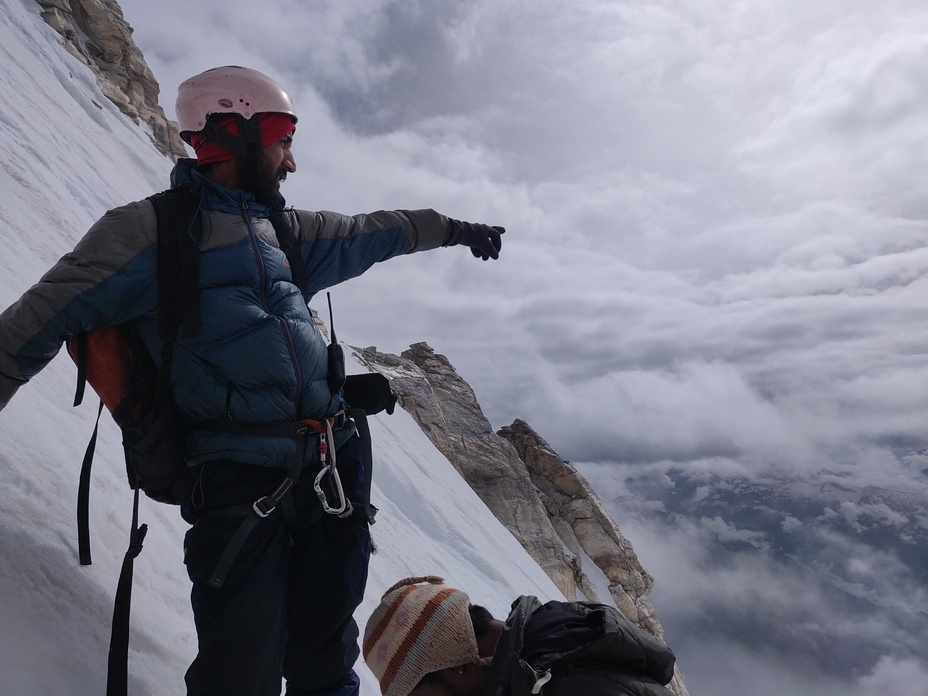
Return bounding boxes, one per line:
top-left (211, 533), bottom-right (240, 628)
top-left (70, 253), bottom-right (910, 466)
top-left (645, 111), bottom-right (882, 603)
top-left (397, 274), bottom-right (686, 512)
top-left (242, 201), bottom-right (304, 413)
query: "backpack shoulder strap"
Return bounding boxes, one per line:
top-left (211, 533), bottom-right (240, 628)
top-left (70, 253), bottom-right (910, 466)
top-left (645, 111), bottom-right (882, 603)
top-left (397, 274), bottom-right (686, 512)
top-left (148, 188), bottom-right (202, 342)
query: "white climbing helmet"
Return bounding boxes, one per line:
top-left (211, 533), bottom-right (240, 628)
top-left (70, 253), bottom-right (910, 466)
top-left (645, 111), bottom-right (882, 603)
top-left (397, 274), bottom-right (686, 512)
top-left (175, 65), bottom-right (297, 143)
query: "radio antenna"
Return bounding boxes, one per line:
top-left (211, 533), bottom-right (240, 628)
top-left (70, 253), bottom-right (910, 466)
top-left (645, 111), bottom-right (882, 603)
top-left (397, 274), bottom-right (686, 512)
top-left (325, 292), bottom-right (346, 392)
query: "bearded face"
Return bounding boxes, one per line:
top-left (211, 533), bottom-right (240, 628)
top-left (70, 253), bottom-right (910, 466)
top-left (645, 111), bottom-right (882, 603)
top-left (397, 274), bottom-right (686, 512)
top-left (232, 156), bottom-right (280, 206)
top-left (252, 153), bottom-right (287, 206)
top-left (233, 135), bottom-right (294, 206)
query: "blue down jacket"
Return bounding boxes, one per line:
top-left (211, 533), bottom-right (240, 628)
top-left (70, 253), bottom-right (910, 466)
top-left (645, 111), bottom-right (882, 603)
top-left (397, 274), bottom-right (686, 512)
top-left (0, 159), bottom-right (452, 469)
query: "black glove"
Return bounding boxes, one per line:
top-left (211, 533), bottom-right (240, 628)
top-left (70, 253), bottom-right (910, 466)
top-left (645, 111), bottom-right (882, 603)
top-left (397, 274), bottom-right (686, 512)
top-left (447, 219), bottom-right (505, 260)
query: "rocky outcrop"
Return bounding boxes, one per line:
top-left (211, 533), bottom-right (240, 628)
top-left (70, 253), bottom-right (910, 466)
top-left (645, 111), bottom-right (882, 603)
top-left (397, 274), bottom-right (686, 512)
top-left (353, 343), bottom-right (582, 600)
top-left (497, 420), bottom-right (660, 629)
top-left (353, 342), bottom-right (688, 696)
top-left (498, 419), bottom-right (689, 696)
top-left (35, 0), bottom-right (186, 159)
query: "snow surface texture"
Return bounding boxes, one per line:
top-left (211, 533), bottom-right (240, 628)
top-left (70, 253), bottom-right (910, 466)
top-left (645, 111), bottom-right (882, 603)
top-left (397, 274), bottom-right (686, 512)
top-left (0, 0), bottom-right (562, 692)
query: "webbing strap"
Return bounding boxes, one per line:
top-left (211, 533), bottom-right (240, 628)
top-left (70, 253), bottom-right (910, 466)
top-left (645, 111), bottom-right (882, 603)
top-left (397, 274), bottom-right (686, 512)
top-left (106, 485), bottom-right (148, 696)
top-left (241, 116), bottom-right (263, 200)
top-left (72, 331), bottom-right (88, 407)
top-left (151, 189), bottom-right (201, 344)
top-left (76, 400), bottom-right (104, 565)
top-left (206, 449), bottom-right (305, 590)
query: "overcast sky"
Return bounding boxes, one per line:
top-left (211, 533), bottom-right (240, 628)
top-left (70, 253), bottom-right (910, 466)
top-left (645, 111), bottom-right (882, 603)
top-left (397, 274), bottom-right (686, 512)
top-left (116, 0), bottom-right (928, 483)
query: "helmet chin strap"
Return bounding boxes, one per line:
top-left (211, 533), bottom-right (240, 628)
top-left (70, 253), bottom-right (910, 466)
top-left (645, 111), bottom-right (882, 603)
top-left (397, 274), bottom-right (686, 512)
top-left (200, 115), bottom-right (263, 195)
top-left (239, 115), bottom-right (262, 197)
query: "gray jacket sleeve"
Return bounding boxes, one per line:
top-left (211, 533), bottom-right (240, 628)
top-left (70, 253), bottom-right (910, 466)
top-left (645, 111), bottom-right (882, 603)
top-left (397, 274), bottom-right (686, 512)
top-left (287, 207), bottom-right (452, 294)
top-left (0, 200), bottom-right (157, 411)
top-left (293, 207), bottom-right (451, 251)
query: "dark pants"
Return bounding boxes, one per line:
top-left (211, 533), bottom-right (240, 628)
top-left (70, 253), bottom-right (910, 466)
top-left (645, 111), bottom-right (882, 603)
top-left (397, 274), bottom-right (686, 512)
top-left (181, 436), bottom-right (371, 696)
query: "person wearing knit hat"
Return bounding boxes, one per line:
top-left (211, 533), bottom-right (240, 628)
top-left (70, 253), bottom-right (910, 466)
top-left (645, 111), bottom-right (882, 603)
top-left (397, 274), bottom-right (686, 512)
top-left (363, 577), bottom-right (495, 696)
top-left (0, 64), bottom-right (508, 696)
top-left (363, 577), bottom-right (680, 696)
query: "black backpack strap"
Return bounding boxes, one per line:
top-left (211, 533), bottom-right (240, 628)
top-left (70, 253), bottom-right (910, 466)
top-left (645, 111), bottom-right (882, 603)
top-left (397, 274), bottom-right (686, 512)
top-left (76, 400), bottom-right (103, 565)
top-left (150, 188), bottom-right (202, 342)
top-left (72, 328), bottom-right (95, 566)
top-left (72, 331), bottom-right (88, 407)
top-left (106, 486), bottom-right (148, 696)
top-left (103, 189), bottom-right (200, 696)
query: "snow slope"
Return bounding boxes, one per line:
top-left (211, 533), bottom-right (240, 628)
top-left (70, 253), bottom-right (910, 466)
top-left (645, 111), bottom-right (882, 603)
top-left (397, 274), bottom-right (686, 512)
top-left (0, 0), bottom-right (561, 692)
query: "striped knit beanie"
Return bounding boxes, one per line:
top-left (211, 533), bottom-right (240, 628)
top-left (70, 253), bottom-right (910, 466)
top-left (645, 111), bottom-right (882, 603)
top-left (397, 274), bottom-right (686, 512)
top-left (363, 577), bottom-right (480, 696)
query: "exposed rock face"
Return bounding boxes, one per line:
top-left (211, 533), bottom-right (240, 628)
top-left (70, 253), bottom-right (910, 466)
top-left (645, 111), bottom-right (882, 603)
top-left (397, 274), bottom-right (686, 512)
top-left (499, 420), bottom-right (690, 696)
top-left (497, 420), bottom-right (659, 629)
top-left (354, 343), bottom-right (582, 600)
top-left (354, 342), bottom-right (688, 696)
top-left (35, 0), bottom-right (186, 159)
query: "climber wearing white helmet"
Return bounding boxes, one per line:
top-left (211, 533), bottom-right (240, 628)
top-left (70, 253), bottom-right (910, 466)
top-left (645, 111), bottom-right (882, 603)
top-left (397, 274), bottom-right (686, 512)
top-left (0, 65), bottom-right (505, 696)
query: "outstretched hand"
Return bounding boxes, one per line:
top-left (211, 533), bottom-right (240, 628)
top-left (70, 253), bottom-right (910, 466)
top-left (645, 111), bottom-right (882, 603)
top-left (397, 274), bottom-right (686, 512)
top-left (448, 219), bottom-right (505, 261)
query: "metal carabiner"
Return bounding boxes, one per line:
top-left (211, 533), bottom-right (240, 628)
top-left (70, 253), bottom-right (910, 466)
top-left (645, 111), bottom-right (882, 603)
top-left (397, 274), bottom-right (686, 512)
top-left (312, 419), bottom-right (354, 518)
